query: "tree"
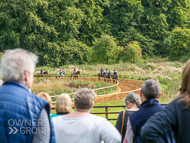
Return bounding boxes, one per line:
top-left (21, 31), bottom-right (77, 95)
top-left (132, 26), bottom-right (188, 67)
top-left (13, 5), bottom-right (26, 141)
top-left (92, 35), bottom-right (122, 64)
top-left (60, 39), bottom-right (91, 65)
top-left (168, 28), bottom-right (190, 60)
top-left (122, 41), bottom-right (142, 63)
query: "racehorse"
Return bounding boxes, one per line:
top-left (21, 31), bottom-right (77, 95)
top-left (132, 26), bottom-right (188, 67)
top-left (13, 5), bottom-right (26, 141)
top-left (56, 70), bottom-right (66, 79)
top-left (104, 71), bottom-right (111, 82)
top-left (104, 71), bottom-right (111, 79)
top-left (98, 72), bottom-right (105, 81)
top-left (112, 72), bottom-right (118, 84)
top-left (70, 71), bottom-right (80, 79)
top-left (112, 72), bottom-right (118, 80)
top-left (37, 71), bottom-right (48, 78)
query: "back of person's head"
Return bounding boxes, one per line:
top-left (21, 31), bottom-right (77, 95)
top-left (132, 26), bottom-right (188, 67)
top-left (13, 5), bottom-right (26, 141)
top-left (0, 48), bottom-right (38, 82)
top-left (125, 93), bottom-right (141, 108)
top-left (74, 88), bottom-right (96, 111)
top-left (179, 59), bottom-right (190, 109)
top-left (56, 93), bottom-right (72, 113)
top-left (37, 92), bottom-right (52, 107)
top-left (141, 79), bottom-right (160, 99)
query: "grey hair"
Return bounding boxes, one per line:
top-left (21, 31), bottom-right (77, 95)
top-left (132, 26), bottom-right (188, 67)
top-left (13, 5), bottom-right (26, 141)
top-left (124, 93), bottom-right (141, 108)
top-left (74, 88), bottom-right (96, 111)
top-left (141, 79), bottom-right (161, 99)
top-left (0, 48), bottom-right (38, 82)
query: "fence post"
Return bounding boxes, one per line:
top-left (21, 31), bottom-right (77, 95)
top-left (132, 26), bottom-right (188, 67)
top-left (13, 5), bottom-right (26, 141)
top-left (105, 106), bottom-right (108, 120)
top-left (126, 75), bottom-right (127, 79)
top-left (111, 87), bottom-right (112, 93)
top-left (101, 96), bottom-right (104, 102)
top-left (96, 90), bottom-right (97, 95)
top-left (104, 88), bottom-right (105, 95)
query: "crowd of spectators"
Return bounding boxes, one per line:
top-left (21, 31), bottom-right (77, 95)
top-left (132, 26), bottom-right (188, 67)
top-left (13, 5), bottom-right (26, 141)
top-left (0, 48), bottom-right (190, 143)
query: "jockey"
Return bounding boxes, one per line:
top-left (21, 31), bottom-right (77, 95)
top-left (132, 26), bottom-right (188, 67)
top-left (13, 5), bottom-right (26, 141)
top-left (113, 70), bottom-right (117, 78)
top-left (73, 68), bottom-right (76, 75)
top-left (40, 68), bottom-right (43, 75)
top-left (59, 68), bottom-right (62, 75)
top-left (100, 67), bottom-right (104, 76)
top-left (105, 68), bottom-right (109, 77)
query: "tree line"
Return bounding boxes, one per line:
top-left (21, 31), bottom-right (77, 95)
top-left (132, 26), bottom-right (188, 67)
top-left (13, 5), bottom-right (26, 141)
top-left (0, 0), bottom-right (190, 66)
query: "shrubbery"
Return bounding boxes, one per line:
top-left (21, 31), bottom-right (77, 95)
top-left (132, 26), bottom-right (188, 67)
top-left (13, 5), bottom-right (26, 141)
top-left (91, 35), bottom-right (122, 64)
top-left (168, 28), bottom-right (190, 60)
top-left (122, 41), bottom-right (142, 63)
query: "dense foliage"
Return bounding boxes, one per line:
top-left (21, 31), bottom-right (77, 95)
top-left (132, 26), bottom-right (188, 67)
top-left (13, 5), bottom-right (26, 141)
top-left (168, 28), bottom-right (190, 60)
top-left (122, 41), bottom-right (142, 63)
top-left (0, 0), bottom-right (190, 66)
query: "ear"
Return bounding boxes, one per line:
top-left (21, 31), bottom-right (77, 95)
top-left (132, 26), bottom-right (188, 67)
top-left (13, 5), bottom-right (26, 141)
top-left (140, 90), bottom-right (143, 97)
top-left (91, 103), bottom-right (94, 109)
top-left (157, 92), bottom-right (162, 99)
top-left (50, 104), bottom-right (52, 110)
top-left (24, 70), bottom-right (29, 81)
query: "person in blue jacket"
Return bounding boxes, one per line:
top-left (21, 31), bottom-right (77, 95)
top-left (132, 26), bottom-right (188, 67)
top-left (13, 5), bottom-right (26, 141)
top-left (141, 59), bottom-right (190, 143)
top-left (113, 70), bottom-right (117, 78)
top-left (0, 49), bottom-right (55, 143)
top-left (123, 79), bottom-right (174, 143)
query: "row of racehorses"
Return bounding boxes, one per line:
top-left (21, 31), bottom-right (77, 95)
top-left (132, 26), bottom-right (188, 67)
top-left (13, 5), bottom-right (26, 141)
top-left (37, 71), bottom-right (80, 79)
top-left (36, 71), bottom-right (118, 80)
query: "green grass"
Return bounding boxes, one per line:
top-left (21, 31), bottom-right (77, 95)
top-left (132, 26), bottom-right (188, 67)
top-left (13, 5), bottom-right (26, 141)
top-left (32, 78), bottom-right (117, 103)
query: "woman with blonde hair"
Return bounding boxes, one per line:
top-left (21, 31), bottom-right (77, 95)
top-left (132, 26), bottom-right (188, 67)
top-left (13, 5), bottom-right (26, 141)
top-left (116, 93), bottom-right (141, 142)
top-left (141, 59), bottom-right (190, 143)
top-left (37, 92), bottom-right (52, 110)
top-left (50, 93), bottom-right (72, 118)
top-left (52, 88), bottom-right (121, 143)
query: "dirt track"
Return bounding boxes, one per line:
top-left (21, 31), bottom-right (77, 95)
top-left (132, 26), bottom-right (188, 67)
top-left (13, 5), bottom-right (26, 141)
top-left (94, 79), bottom-right (143, 103)
top-left (36, 76), bottom-right (143, 103)
top-left (76, 77), bottom-right (143, 103)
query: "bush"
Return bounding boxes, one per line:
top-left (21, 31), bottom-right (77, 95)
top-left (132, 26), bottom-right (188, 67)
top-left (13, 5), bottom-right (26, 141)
top-left (122, 41), bottom-right (142, 63)
top-left (168, 28), bottom-right (190, 60)
top-left (91, 35), bottom-right (122, 64)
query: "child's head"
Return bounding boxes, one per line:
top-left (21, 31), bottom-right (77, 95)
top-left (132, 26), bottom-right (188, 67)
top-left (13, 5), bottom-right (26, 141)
top-left (141, 79), bottom-right (161, 101)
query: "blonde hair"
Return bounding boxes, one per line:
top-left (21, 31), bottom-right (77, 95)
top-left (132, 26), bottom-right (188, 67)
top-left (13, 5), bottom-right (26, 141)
top-left (37, 92), bottom-right (52, 106)
top-left (55, 93), bottom-right (73, 113)
top-left (74, 88), bottom-right (96, 111)
top-left (179, 59), bottom-right (190, 109)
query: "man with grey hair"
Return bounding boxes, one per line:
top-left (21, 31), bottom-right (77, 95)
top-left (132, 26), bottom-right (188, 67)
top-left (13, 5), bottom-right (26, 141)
top-left (0, 49), bottom-right (55, 143)
top-left (123, 79), bottom-right (174, 143)
top-left (52, 88), bottom-right (121, 143)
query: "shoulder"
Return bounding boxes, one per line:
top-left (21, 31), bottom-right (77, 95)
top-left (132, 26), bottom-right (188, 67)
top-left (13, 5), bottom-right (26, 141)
top-left (89, 114), bottom-right (107, 121)
top-left (89, 114), bottom-right (108, 125)
top-left (129, 109), bottom-right (139, 118)
top-left (165, 97), bottom-right (185, 111)
top-left (52, 116), bottom-right (63, 126)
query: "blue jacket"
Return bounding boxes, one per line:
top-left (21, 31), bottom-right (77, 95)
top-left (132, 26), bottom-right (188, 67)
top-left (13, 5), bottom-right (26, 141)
top-left (141, 97), bottom-right (189, 143)
top-left (129, 99), bottom-right (174, 143)
top-left (0, 81), bottom-right (55, 143)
